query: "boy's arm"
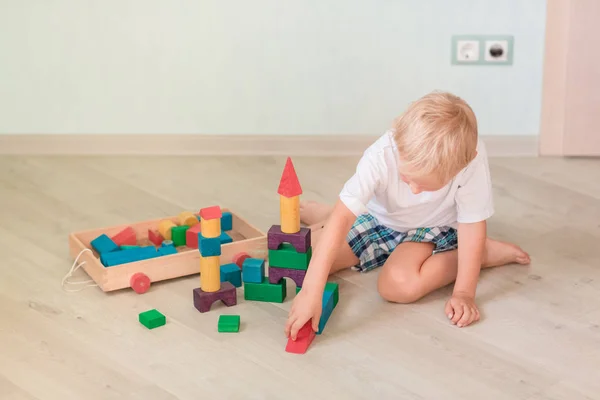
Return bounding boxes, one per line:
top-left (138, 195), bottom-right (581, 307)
top-left (445, 220), bottom-right (486, 327)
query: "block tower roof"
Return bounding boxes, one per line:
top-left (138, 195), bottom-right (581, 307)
top-left (277, 157), bottom-right (302, 198)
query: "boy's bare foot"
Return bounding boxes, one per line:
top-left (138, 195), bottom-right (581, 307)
top-left (299, 200), bottom-right (333, 226)
top-left (483, 238), bottom-right (531, 268)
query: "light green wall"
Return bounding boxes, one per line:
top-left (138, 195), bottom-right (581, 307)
top-left (0, 0), bottom-right (546, 135)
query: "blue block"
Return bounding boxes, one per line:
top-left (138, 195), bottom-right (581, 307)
top-left (91, 234), bottom-right (119, 254)
top-left (221, 212), bottom-right (233, 231)
top-left (219, 231), bottom-right (233, 244)
top-left (317, 289), bottom-right (335, 334)
top-left (100, 246), bottom-right (158, 267)
top-left (242, 258), bottom-right (264, 283)
top-left (199, 234), bottom-right (221, 257)
top-left (220, 263), bottom-right (242, 287)
top-left (157, 244), bottom-right (177, 256)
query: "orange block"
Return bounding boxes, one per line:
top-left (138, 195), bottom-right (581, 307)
top-left (199, 255), bottom-right (221, 292)
top-left (178, 211), bottom-right (199, 227)
top-left (200, 217), bottom-right (221, 238)
top-left (280, 195), bottom-right (300, 234)
top-left (158, 220), bottom-right (176, 240)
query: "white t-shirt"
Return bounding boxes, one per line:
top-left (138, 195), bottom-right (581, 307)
top-left (339, 131), bottom-right (494, 232)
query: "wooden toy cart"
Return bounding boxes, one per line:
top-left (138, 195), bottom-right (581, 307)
top-left (68, 209), bottom-right (267, 293)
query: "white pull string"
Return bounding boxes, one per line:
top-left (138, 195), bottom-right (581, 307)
top-left (61, 248), bottom-right (98, 292)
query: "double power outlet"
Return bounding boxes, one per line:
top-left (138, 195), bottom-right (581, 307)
top-left (451, 35), bottom-right (514, 66)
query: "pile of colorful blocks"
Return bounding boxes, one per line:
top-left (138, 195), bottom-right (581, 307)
top-left (89, 210), bottom-right (233, 267)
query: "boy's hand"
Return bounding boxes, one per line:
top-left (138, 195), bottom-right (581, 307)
top-left (445, 292), bottom-right (480, 328)
top-left (285, 288), bottom-right (322, 340)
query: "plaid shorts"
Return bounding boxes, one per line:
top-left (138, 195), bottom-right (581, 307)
top-left (347, 213), bottom-right (458, 272)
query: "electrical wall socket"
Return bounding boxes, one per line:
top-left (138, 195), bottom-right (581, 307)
top-left (451, 35), bottom-right (514, 66)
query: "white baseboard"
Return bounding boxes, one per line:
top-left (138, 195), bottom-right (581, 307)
top-left (0, 134), bottom-right (539, 157)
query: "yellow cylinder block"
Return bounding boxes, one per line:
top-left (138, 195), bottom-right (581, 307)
top-left (280, 195), bottom-right (300, 234)
top-left (200, 218), bottom-right (221, 238)
top-left (200, 255), bottom-right (221, 292)
top-left (178, 211), bottom-right (199, 227)
top-left (158, 220), bottom-right (176, 240)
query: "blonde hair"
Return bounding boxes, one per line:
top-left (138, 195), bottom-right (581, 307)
top-left (392, 91), bottom-right (478, 183)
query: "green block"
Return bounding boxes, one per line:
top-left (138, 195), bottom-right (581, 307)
top-left (244, 278), bottom-right (286, 303)
top-left (139, 309), bottom-right (166, 329)
top-left (218, 315), bottom-right (240, 333)
top-left (268, 243), bottom-right (312, 270)
top-left (296, 282), bottom-right (339, 308)
top-left (325, 282), bottom-right (339, 308)
top-left (120, 245), bottom-right (140, 250)
top-left (171, 225), bottom-right (189, 247)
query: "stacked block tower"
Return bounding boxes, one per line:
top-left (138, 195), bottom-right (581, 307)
top-left (193, 206), bottom-right (237, 313)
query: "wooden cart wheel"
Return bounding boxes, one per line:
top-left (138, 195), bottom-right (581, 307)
top-left (130, 272), bottom-right (151, 294)
top-left (232, 252), bottom-right (250, 269)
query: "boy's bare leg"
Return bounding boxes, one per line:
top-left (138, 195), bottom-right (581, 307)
top-left (377, 239), bottom-right (530, 304)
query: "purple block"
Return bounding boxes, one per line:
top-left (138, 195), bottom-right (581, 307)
top-left (193, 282), bottom-right (237, 313)
top-left (268, 266), bottom-right (307, 288)
top-left (267, 225), bottom-right (311, 253)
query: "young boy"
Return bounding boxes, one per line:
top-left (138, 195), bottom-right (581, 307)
top-left (284, 91), bottom-right (530, 340)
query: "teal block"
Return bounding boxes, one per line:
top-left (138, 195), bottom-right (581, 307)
top-left (101, 246), bottom-right (158, 267)
top-left (221, 212), bottom-right (233, 231)
top-left (220, 263), bottom-right (242, 287)
top-left (157, 245), bottom-right (177, 256)
top-left (220, 232), bottom-right (233, 244)
top-left (242, 258), bottom-right (264, 283)
top-left (317, 289), bottom-right (334, 335)
top-left (91, 234), bottom-right (119, 254)
top-left (199, 234), bottom-right (221, 257)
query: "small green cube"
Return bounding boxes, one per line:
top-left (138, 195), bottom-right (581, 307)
top-left (218, 315), bottom-right (240, 333)
top-left (171, 225), bottom-right (189, 247)
top-left (139, 309), bottom-right (166, 329)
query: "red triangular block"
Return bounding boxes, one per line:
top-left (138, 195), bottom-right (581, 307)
top-left (285, 320), bottom-right (315, 354)
top-left (277, 157), bottom-right (302, 198)
top-left (111, 226), bottom-right (136, 246)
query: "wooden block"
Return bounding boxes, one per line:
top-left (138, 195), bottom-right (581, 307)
top-left (100, 246), bottom-right (159, 267)
top-left (285, 321), bottom-right (315, 354)
top-left (277, 157), bottom-right (303, 197)
top-left (268, 243), bottom-right (312, 270)
top-left (186, 224), bottom-right (202, 249)
top-left (200, 218), bottom-right (221, 239)
top-left (193, 282), bottom-right (237, 313)
top-left (220, 263), bottom-right (242, 287)
top-left (199, 255), bottom-right (221, 292)
top-left (232, 252), bottom-right (250, 269)
top-left (317, 289), bottom-right (334, 334)
top-left (199, 234), bottom-right (221, 257)
top-left (91, 234), bottom-right (119, 254)
top-left (243, 278), bottom-right (286, 303)
top-left (111, 226), bottom-right (137, 246)
top-left (218, 314), bottom-right (240, 333)
top-left (148, 229), bottom-right (164, 246)
top-left (199, 205), bottom-right (222, 220)
top-left (158, 220), bottom-right (176, 240)
top-left (325, 282), bottom-right (339, 308)
top-left (268, 266), bottom-right (306, 288)
top-left (157, 244), bottom-right (177, 256)
top-left (242, 258), bottom-right (264, 283)
top-left (178, 211), bottom-right (199, 227)
top-left (139, 309), bottom-right (166, 329)
top-left (268, 225), bottom-right (311, 253)
top-left (280, 195), bottom-right (300, 234)
top-left (221, 211), bottom-right (233, 231)
top-left (171, 225), bottom-right (189, 247)
top-left (220, 232), bottom-right (233, 244)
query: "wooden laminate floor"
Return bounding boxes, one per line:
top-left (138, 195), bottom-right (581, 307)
top-left (1, 155), bottom-right (599, 400)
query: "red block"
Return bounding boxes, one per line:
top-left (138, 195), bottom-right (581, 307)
top-left (277, 157), bottom-right (302, 198)
top-left (199, 206), bottom-right (222, 221)
top-left (186, 224), bottom-right (202, 249)
top-left (148, 229), bottom-right (164, 246)
top-left (232, 252), bottom-right (250, 269)
top-left (285, 320), bottom-right (315, 354)
top-left (112, 226), bottom-right (136, 246)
